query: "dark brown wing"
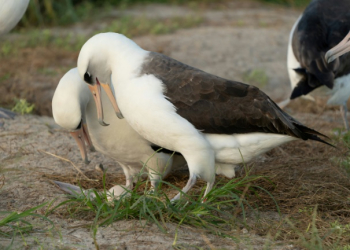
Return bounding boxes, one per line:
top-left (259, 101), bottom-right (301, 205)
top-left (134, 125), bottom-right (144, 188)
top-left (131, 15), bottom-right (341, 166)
top-left (291, 0), bottom-right (350, 98)
top-left (140, 52), bottom-right (330, 144)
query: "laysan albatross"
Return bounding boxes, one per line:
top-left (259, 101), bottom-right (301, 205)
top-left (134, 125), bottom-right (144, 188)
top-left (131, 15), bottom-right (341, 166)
top-left (77, 32), bottom-right (331, 201)
top-left (286, 0), bottom-right (350, 129)
top-left (52, 68), bottom-right (186, 199)
top-left (0, 0), bottom-right (30, 119)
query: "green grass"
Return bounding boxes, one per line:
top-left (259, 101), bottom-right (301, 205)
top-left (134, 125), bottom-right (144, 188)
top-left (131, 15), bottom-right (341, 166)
top-left (331, 129), bottom-right (350, 175)
top-left (49, 170), bottom-right (278, 243)
top-left (51, 169), bottom-right (350, 249)
top-left (18, 0), bottom-right (211, 28)
top-left (1, 14), bottom-right (203, 59)
top-left (0, 29), bottom-right (87, 57)
top-left (283, 207), bottom-right (350, 250)
top-left (103, 16), bottom-right (203, 38)
top-left (0, 202), bottom-right (55, 250)
top-left (17, 0), bottom-right (310, 29)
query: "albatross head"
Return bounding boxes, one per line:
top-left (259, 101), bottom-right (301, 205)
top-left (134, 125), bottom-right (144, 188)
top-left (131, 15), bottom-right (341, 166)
top-left (52, 68), bottom-right (95, 164)
top-left (326, 32), bottom-right (350, 63)
top-left (77, 33), bottom-right (129, 125)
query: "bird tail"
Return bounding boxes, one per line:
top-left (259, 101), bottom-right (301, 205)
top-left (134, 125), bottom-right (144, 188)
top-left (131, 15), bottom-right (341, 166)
top-left (293, 123), bottom-right (335, 148)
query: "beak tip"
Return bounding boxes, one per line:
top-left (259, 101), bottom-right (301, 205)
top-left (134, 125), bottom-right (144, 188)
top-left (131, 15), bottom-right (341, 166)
top-left (327, 57), bottom-right (333, 64)
top-left (325, 52), bottom-right (333, 63)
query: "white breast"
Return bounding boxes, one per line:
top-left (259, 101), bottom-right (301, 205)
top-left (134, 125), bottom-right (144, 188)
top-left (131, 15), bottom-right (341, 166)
top-left (85, 89), bottom-right (153, 164)
top-left (327, 73), bottom-right (350, 105)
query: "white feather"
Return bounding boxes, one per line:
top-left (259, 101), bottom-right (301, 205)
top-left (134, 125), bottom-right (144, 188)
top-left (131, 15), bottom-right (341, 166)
top-left (327, 73), bottom-right (350, 105)
top-left (0, 0), bottom-right (29, 36)
top-left (52, 68), bottom-right (186, 191)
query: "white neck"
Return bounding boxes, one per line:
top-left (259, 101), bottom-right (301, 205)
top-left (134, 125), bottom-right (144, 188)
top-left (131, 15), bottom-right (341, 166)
top-left (78, 33), bottom-right (149, 85)
top-left (109, 43), bottom-right (149, 82)
top-left (52, 68), bottom-right (92, 130)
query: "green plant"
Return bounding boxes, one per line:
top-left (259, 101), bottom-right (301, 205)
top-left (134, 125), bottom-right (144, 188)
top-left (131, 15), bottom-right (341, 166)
top-left (11, 99), bottom-right (35, 115)
top-left (283, 206), bottom-right (350, 250)
top-left (298, 206), bottom-right (313, 215)
top-left (331, 130), bottom-right (350, 175)
top-left (285, 207), bottom-right (324, 249)
top-left (49, 169), bottom-right (278, 241)
top-left (18, 0), bottom-right (209, 28)
top-left (0, 202), bottom-right (55, 249)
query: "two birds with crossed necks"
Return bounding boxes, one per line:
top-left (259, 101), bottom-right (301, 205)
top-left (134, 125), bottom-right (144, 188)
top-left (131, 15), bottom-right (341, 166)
top-left (52, 0), bottom-right (350, 201)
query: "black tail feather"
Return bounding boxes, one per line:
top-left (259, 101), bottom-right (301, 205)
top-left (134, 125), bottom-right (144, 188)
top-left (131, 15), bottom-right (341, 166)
top-left (295, 123), bottom-right (330, 139)
top-left (304, 133), bottom-right (336, 148)
top-left (294, 123), bottom-right (335, 148)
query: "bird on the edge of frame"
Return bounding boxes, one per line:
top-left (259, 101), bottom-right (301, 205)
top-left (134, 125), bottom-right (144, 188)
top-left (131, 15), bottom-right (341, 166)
top-left (282, 0), bottom-right (350, 130)
top-left (0, 0), bottom-right (30, 119)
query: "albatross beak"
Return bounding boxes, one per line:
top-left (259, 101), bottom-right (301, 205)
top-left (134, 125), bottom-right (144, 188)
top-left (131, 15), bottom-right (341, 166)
top-left (70, 125), bottom-right (90, 164)
top-left (326, 32), bottom-right (350, 63)
top-left (88, 80), bottom-right (109, 126)
top-left (97, 78), bottom-right (124, 119)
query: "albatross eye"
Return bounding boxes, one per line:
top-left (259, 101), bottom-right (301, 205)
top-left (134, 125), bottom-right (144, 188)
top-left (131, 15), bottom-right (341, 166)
top-left (84, 72), bottom-right (93, 84)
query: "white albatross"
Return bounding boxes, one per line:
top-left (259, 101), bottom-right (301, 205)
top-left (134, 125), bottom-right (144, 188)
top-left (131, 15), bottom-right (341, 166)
top-left (52, 68), bottom-right (186, 199)
top-left (76, 32), bottom-right (332, 202)
top-left (0, 0), bottom-right (30, 119)
top-left (281, 0), bottom-right (350, 130)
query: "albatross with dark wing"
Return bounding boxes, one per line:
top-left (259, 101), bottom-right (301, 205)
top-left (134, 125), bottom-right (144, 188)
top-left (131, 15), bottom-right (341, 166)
top-left (52, 68), bottom-right (186, 199)
top-left (0, 0), bottom-right (30, 119)
top-left (77, 32), bottom-right (332, 202)
top-left (286, 0), bottom-right (350, 129)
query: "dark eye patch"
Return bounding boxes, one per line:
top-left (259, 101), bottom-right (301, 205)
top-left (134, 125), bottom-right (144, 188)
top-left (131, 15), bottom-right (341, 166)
top-left (84, 72), bottom-right (93, 84)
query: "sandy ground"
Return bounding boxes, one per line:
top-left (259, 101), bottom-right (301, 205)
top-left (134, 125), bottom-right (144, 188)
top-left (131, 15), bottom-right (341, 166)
top-left (1, 1), bottom-right (349, 249)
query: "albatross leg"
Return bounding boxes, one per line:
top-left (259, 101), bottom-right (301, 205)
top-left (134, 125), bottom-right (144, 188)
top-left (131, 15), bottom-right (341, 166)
top-left (340, 102), bottom-right (349, 131)
top-left (119, 163), bottom-right (134, 189)
top-left (0, 108), bottom-right (16, 119)
top-left (202, 181), bottom-right (215, 202)
top-left (171, 174), bottom-right (197, 202)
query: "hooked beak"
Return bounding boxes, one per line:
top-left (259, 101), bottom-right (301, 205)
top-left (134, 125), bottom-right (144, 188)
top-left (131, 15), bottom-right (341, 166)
top-left (326, 32), bottom-right (350, 63)
top-left (70, 125), bottom-right (90, 164)
top-left (97, 78), bottom-right (124, 119)
top-left (87, 80), bottom-right (109, 126)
